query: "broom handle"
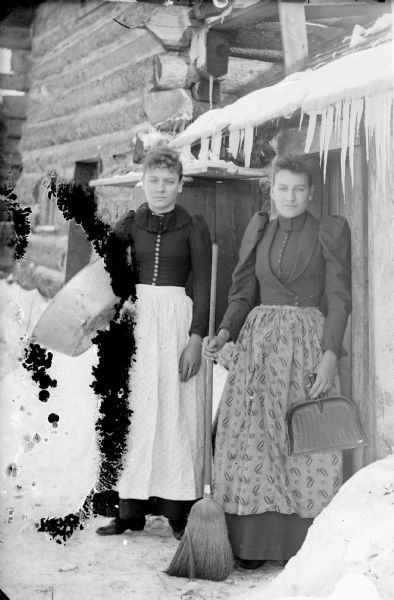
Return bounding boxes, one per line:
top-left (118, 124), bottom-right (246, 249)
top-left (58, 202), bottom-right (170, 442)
top-left (204, 243), bottom-right (218, 494)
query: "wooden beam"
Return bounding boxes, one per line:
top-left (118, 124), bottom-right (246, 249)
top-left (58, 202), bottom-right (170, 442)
top-left (305, 2), bottom-right (387, 20)
top-left (278, 0), bottom-right (308, 74)
top-left (212, 0), bottom-right (279, 32)
top-left (230, 47), bottom-right (283, 63)
top-left (0, 25), bottom-right (31, 50)
top-left (231, 20), bottom-right (344, 52)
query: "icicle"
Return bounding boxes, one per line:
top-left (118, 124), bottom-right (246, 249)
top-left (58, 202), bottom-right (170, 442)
top-left (333, 101), bottom-right (342, 146)
top-left (228, 129), bottom-right (241, 159)
top-left (340, 100), bottom-right (351, 194)
top-left (364, 95), bottom-right (372, 162)
top-left (299, 111), bottom-right (304, 131)
top-left (211, 132), bottom-right (222, 160)
top-left (348, 98), bottom-right (364, 187)
top-left (243, 125), bottom-right (254, 168)
top-left (319, 108), bottom-right (327, 167)
top-left (209, 75), bottom-right (213, 111)
top-left (304, 112), bottom-right (317, 154)
top-left (199, 137), bottom-right (209, 161)
top-left (322, 105), bottom-right (335, 181)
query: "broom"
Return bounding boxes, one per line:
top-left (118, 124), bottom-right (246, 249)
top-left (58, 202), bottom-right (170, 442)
top-left (167, 242), bottom-right (234, 581)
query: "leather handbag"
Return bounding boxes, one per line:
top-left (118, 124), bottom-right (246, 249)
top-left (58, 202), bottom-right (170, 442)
top-left (286, 375), bottom-right (368, 455)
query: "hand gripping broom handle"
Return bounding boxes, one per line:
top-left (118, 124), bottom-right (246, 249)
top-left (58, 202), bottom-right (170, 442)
top-left (204, 243), bottom-right (218, 496)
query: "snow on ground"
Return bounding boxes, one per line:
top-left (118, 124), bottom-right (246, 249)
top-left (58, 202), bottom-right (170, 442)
top-left (0, 280), bottom-right (280, 599)
top-left (1, 280), bottom-right (392, 600)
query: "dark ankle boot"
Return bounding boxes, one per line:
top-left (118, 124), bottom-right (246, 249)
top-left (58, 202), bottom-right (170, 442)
top-left (96, 517), bottom-right (145, 536)
top-left (168, 518), bottom-right (187, 540)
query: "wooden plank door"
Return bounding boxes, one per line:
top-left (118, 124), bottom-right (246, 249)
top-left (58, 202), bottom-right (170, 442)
top-left (321, 149), bottom-right (371, 477)
top-left (177, 178), bottom-right (260, 326)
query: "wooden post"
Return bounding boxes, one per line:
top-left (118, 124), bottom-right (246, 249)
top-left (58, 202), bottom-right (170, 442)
top-left (277, 0), bottom-right (309, 74)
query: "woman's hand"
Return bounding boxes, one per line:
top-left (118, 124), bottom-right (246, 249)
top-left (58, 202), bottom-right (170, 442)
top-left (179, 334), bottom-right (202, 382)
top-left (202, 328), bottom-right (230, 361)
top-left (308, 350), bottom-right (337, 399)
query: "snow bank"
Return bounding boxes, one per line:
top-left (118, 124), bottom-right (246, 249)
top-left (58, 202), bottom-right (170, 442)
top-left (0, 281), bottom-right (99, 523)
top-left (233, 456), bottom-right (394, 600)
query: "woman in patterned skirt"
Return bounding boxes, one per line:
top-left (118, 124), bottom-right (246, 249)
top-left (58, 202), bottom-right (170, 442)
top-left (205, 154), bottom-right (351, 568)
top-left (96, 146), bottom-right (211, 540)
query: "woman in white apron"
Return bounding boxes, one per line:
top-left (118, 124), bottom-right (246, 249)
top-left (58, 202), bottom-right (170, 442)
top-left (97, 146), bottom-right (211, 539)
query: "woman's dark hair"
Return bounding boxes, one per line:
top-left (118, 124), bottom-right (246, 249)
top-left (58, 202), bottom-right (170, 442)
top-left (142, 145), bottom-right (183, 180)
top-left (271, 154), bottom-right (316, 187)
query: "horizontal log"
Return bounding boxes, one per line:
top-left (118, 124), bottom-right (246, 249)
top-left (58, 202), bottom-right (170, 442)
top-left (28, 57), bottom-right (155, 124)
top-left (11, 49), bottom-right (33, 74)
top-left (143, 89), bottom-right (193, 126)
top-left (32, 4), bottom-right (157, 80)
top-left (0, 25), bottom-right (31, 50)
top-left (152, 54), bottom-right (199, 90)
top-left (0, 96), bottom-right (28, 119)
top-left (191, 79), bottom-right (221, 104)
top-left (27, 35), bottom-right (161, 123)
top-left (0, 72), bottom-right (31, 92)
top-left (21, 128), bottom-right (146, 173)
top-left (229, 47), bottom-right (283, 63)
top-left (31, 1), bottom-right (152, 60)
top-left (21, 93), bottom-right (145, 151)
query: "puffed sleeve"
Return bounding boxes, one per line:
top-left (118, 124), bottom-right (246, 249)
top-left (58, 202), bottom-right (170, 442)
top-left (219, 211), bottom-right (269, 341)
top-left (106, 210), bottom-right (136, 301)
top-left (189, 215), bottom-right (212, 337)
top-left (318, 215), bottom-right (352, 358)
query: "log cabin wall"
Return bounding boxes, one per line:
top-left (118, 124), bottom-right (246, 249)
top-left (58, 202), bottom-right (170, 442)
top-left (0, 5), bottom-right (34, 188)
top-left (11, 0), bottom-right (232, 295)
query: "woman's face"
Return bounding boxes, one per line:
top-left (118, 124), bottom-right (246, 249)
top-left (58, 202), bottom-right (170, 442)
top-left (271, 169), bottom-right (313, 218)
top-left (143, 167), bottom-right (183, 214)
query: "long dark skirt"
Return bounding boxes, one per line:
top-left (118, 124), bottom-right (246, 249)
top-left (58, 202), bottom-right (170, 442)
top-left (226, 512), bottom-right (313, 561)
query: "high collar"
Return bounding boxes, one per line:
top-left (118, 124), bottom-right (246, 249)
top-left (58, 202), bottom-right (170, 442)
top-left (278, 211), bottom-right (307, 232)
top-left (134, 202), bottom-right (191, 233)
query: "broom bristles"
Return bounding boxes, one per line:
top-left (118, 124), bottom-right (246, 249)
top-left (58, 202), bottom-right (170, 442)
top-left (167, 496), bottom-right (234, 581)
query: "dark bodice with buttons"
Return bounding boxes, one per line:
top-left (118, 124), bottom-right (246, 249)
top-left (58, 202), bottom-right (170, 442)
top-left (220, 210), bottom-right (351, 358)
top-left (113, 203), bottom-right (212, 337)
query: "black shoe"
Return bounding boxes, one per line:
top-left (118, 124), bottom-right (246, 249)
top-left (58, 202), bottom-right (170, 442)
top-left (234, 557), bottom-right (266, 570)
top-left (168, 518), bottom-right (187, 540)
top-left (96, 517), bottom-right (145, 536)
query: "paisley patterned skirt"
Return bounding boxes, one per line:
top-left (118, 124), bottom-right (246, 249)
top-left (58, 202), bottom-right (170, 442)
top-left (213, 305), bottom-right (342, 519)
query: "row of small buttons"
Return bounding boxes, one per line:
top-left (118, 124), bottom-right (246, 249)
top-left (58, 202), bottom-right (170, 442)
top-left (152, 231), bottom-right (161, 285)
top-left (277, 231), bottom-right (289, 281)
